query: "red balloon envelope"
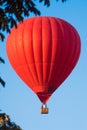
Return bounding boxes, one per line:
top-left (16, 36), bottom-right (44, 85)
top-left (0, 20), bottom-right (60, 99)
top-left (6, 16), bottom-right (81, 113)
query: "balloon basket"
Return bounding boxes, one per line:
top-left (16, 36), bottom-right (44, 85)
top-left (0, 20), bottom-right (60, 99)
top-left (40, 104), bottom-right (48, 114)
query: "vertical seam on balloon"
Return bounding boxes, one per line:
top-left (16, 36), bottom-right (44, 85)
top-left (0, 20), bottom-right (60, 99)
top-left (48, 18), bottom-right (61, 86)
top-left (14, 25), bottom-right (20, 67)
top-left (56, 21), bottom-right (74, 86)
top-left (61, 22), bottom-right (74, 76)
top-left (52, 21), bottom-right (70, 85)
top-left (22, 20), bottom-right (36, 87)
top-left (32, 17), bottom-right (40, 84)
top-left (41, 17), bottom-right (43, 84)
top-left (60, 24), bottom-right (76, 83)
top-left (66, 25), bottom-right (80, 72)
top-left (47, 17), bottom-right (53, 85)
top-left (57, 22), bottom-right (80, 86)
top-left (62, 24), bottom-right (78, 77)
top-left (50, 18), bottom-right (67, 87)
top-left (71, 26), bottom-right (81, 64)
top-left (20, 21), bottom-right (32, 86)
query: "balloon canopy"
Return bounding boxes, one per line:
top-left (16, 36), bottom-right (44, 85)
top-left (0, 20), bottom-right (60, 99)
top-left (6, 16), bottom-right (81, 112)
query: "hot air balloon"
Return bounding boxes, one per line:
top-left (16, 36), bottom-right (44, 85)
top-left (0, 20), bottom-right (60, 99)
top-left (6, 16), bottom-right (81, 114)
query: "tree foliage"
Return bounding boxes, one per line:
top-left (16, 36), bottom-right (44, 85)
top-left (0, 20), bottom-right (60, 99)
top-left (0, 113), bottom-right (22, 130)
top-left (0, 57), bottom-right (5, 87)
top-left (0, 0), bottom-right (66, 41)
top-left (0, 57), bottom-right (5, 64)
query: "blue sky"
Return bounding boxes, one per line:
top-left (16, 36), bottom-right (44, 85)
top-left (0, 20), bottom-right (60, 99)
top-left (0, 0), bottom-right (87, 130)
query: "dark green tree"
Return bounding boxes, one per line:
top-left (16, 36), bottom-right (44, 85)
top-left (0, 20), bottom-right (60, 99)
top-left (0, 113), bottom-right (22, 130)
top-left (0, 57), bottom-right (5, 87)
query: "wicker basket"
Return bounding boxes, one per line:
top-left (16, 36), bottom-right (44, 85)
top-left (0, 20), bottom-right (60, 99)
top-left (40, 104), bottom-right (49, 114)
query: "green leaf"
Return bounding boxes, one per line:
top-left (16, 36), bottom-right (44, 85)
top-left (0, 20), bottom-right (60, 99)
top-left (0, 77), bottom-right (5, 87)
